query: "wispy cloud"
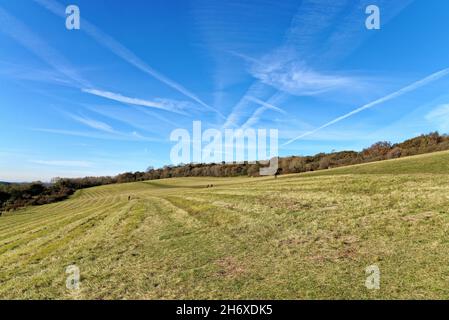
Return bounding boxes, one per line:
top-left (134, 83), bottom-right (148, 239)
top-left (223, 82), bottom-right (269, 128)
top-left (226, 0), bottom-right (413, 129)
top-left (82, 88), bottom-right (193, 114)
top-left (249, 52), bottom-right (357, 96)
top-left (245, 96), bottom-right (285, 114)
top-left (0, 61), bottom-right (73, 86)
top-left (283, 68), bottom-right (449, 146)
top-left (240, 0), bottom-right (352, 91)
top-left (426, 104), bottom-right (449, 131)
top-left (284, 0), bottom-right (350, 51)
top-left (54, 102), bottom-right (169, 141)
top-left (151, 98), bottom-right (202, 114)
top-left (67, 113), bottom-right (114, 133)
top-left (29, 160), bottom-right (93, 168)
top-left (33, 0), bottom-right (224, 118)
top-left (240, 96), bottom-right (286, 129)
top-left (191, 0), bottom-right (298, 119)
top-left (222, 1), bottom-right (358, 128)
top-left (317, 0), bottom-right (414, 63)
top-left (32, 128), bottom-right (163, 142)
top-left (83, 104), bottom-right (180, 136)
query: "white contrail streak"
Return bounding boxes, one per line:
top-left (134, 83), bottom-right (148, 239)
top-left (82, 89), bottom-right (185, 114)
top-left (240, 96), bottom-right (286, 129)
top-left (246, 96), bottom-right (286, 114)
top-left (282, 67), bottom-right (449, 146)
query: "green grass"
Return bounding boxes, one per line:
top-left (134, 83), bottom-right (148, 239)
top-left (2, 151), bottom-right (449, 299)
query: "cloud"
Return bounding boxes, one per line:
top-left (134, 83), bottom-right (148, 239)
top-left (284, 0), bottom-right (350, 49)
top-left (245, 96), bottom-right (285, 114)
top-left (29, 160), bottom-right (93, 168)
top-left (225, 0), bottom-right (413, 128)
top-left (82, 88), bottom-right (193, 114)
top-left (34, 0), bottom-right (224, 118)
top-left (240, 96), bottom-right (286, 129)
top-left (67, 113), bottom-right (114, 133)
top-left (152, 98), bottom-right (202, 114)
top-left (250, 55), bottom-right (356, 96)
top-left (60, 109), bottom-right (165, 141)
top-left (317, 0), bottom-right (414, 63)
top-left (32, 128), bottom-right (162, 142)
top-left (238, 0), bottom-right (351, 89)
top-left (426, 104), bottom-right (449, 131)
top-left (283, 67), bottom-right (449, 146)
top-left (222, 1), bottom-right (363, 128)
top-left (223, 82), bottom-right (268, 128)
top-left (0, 61), bottom-right (73, 86)
top-left (83, 104), bottom-right (181, 135)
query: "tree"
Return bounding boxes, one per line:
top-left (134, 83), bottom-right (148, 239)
top-left (27, 183), bottom-right (46, 196)
top-left (362, 141), bottom-right (392, 161)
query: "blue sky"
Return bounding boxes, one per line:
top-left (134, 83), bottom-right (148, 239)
top-left (1, 0), bottom-right (449, 182)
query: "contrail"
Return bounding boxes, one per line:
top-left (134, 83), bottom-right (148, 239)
top-left (282, 67), bottom-right (449, 147)
top-left (246, 96), bottom-right (286, 114)
top-left (83, 89), bottom-right (178, 112)
top-left (33, 0), bottom-right (224, 119)
top-left (239, 96), bottom-right (286, 130)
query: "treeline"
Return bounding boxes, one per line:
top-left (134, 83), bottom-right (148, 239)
top-left (1, 132), bottom-right (449, 214)
top-left (0, 181), bottom-right (73, 213)
top-left (117, 131), bottom-right (449, 179)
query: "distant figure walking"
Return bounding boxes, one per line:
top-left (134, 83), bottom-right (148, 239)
top-left (128, 196), bottom-right (131, 201)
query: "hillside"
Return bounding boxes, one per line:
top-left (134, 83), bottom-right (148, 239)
top-left (1, 151), bottom-right (449, 299)
top-left (305, 149), bottom-right (449, 175)
top-left (2, 132), bottom-right (449, 213)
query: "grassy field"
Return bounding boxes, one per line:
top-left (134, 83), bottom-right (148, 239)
top-left (1, 151), bottom-right (449, 299)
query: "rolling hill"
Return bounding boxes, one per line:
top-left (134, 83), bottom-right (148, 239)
top-left (1, 151), bottom-right (449, 299)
